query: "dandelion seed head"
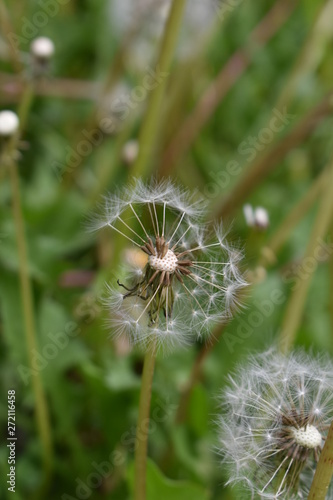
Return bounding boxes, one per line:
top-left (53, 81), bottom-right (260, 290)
top-left (218, 349), bottom-right (333, 499)
top-left (94, 180), bottom-right (246, 352)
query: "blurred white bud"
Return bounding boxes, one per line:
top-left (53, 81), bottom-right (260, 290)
top-left (0, 110), bottom-right (19, 137)
top-left (243, 203), bottom-right (255, 227)
top-left (30, 37), bottom-right (55, 60)
top-left (122, 140), bottom-right (139, 165)
top-left (254, 206), bottom-right (269, 230)
top-left (243, 204), bottom-right (269, 230)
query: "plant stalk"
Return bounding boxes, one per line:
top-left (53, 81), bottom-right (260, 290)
top-left (134, 342), bottom-right (157, 500)
top-left (8, 154), bottom-right (53, 484)
top-left (131, 0), bottom-right (187, 178)
top-left (308, 419), bottom-right (333, 499)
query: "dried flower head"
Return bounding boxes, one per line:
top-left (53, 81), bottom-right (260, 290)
top-left (92, 179), bottom-right (246, 351)
top-left (218, 349), bottom-right (333, 499)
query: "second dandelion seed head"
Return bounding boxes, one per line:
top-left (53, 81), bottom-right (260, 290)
top-left (218, 349), bottom-right (333, 499)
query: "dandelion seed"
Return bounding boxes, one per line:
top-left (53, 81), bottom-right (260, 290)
top-left (91, 179), bottom-right (246, 352)
top-left (218, 349), bottom-right (333, 499)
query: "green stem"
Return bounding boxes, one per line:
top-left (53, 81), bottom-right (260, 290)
top-left (2, 80), bottom-right (52, 490)
top-left (134, 342), bottom-right (157, 500)
top-left (131, 0), bottom-right (187, 178)
top-left (279, 159), bottom-right (333, 353)
top-left (8, 156), bottom-right (53, 484)
top-left (308, 419), bottom-right (333, 499)
top-left (17, 81), bottom-right (35, 133)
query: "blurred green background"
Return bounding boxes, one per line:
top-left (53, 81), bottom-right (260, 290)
top-left (1, 0), bottom-right (333, 498)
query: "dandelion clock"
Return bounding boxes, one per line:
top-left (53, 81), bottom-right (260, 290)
top-left (91, 179), bottom-right (247, 352)
top-left (218, 349), bottom-right (333, 499)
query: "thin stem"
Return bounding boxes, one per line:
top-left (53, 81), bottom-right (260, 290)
top-left (176, 324), bottom-right (226, 424)
top-left (308, 419), bottom-right (333, 499)
top-left (134, 340), bottom-right (157, 500)
top-left (17, 81), bottom-right (35, 133)
top-left (131, 0), bottom-right (187, 178)
top-left (279, 157), bottom-right (333, 353)
top-left (329, 220), bottom-right (333, 349)
top-left (7, 155), bottom-right (53, 485)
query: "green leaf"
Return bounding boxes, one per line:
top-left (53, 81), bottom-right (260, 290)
top-left (127, 459), bottom-right (210, 500)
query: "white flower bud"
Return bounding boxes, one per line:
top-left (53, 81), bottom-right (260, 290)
top-left (122, 140), bottom-right (139, 165)
top-left (254, 206), bottom-right (269, 229)
top-left (243, 203), bottom-right (255, 227)
top-left (30, 37), bottom-right (55, 60)
top-left (0, 110), bottom-right (19, 137)
top-left (243, 204), bottom-right (269, 230)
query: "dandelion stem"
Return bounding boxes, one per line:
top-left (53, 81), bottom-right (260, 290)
top-left (308, 419), bottom-right (333, 499)
top-left (131, 0), bottom-right (187, 178)
top-left (7, 150), bottom-right (53, 489)
top-left (279, 157), bottom-right (333, 353)
top-left (134, 340), bottom-right (157, 500)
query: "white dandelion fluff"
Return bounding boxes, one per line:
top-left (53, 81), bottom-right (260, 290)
top-left (218, 349), bottom-right (333, 499)
top-left (91, 179), bottom-right (246, 352)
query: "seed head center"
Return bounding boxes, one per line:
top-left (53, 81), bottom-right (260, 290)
top-left (149, 249), bottom-right (178, 273)
top-left (291, 425), bottom-right (322, 449)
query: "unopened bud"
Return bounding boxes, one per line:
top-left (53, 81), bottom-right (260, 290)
top-left (254, 207), bottom-right (269, 230)
top-left (0, 110), bottom-right (19, 137)
top-left (122, 140), bottom-right (139, 165)
top-left (30, 37), bottom-right (55, 60)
